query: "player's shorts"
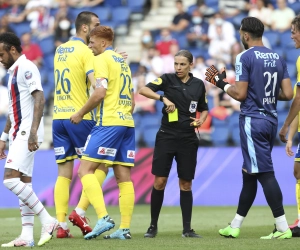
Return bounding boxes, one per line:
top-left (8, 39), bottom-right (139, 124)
top-left (295, 132), bottom-right (300, 162)
top-left (5, 138), bottom-right (40, 177)
top-left (240, 116), bottom-right (277, 174)
top-left (152, 128), bottom-right (199, 180)
top-left (82, 126), bottom-right (135, 166)
top-left (52, 119), bottom-right (96, 163)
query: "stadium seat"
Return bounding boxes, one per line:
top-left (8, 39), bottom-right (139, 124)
top-left (279, 31), bottom-right (294, 48)
top-left (100, 20), bottom-right (117, 29)
top-left (68, 7), bottom-right (91, 21)
top-left (206, 0), bottom-right (219, 8)
top-left (286, 48), bottom-right (299, 63)
top-left (263, 31), bottom-right (279, 48)
top-left (228, 111), bottom-right (240, 146)
top-left (129, 62), bottom-right (140, 75)
top-left (288, 2), bottom-right (300, 14)
top-left (9, 22), bottom-right (31, 37)
top-left (39, 36), bottom-right (55, 56)
top-left (287, 62), bottom-right (297, 79)
top-left (104, 0), bottom-right (124, 8)
top-left (111, 7), bottom-right (131, 26)
top-left (272, 46), bottom-right (285, 58)
top-left (93, 6), bottom-right (111, 22)
top-left (127, 0), bottom-right (146, 13)
top-left (143, 127), bottom-right (158, 147)
top-left (43, 54), bottom-right (54, 70)
top-left (277, 100), bottom-right (287, 112)
top-left (176, 33), bottom-right (188, 49)
top-left (187, 4), bottom-right (197, 15)
top-left (211, 117), bottom-right (230, 146)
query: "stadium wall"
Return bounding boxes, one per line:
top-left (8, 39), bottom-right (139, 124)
top-left (0, 147), bottom-right (296, 208)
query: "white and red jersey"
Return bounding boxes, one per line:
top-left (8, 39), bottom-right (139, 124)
top-left (7, 55), bottom-right (44, 142)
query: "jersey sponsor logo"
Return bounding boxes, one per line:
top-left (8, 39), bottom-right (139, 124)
top-left (75, 147), bottom-right (84, 156)
top-left (151, 78), bottom-right (162, 85)
top-left (189, 101), bottom-right (197, 113)
top-left (254, 51), bottom-right (278, 68)
top-left (127, 150), bottom-right (135, 159)
top-left (117, 112), bottom-right (133, 120)
top-left (97, 147), bottom-right (117, 157)
top-left (56, 46), bottom-right (75, 55)
top-left (6, 159), bottom-right (12, 163)
top-left (53, 106), bottom-right (75, 114)
top-left (25, 71), bottom-right (32, 80)
top-left (28, 81), bottom-right (36, 87)
top-left (112, 55), bottom-right (124, 63)
top-left (54, 147), bottom-right (65, 156)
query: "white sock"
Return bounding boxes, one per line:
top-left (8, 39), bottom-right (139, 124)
top-left (230, 214), bottom-right (245, 228)
top-left (59, 222), bottom-right (68, 230)
top-left (3, 178), bottom-right (52, 225)
top-left (75, 207), bottom-right (86, 217)
top-left (19, 183), bottom-right (34, 240)
top-left (275, 215), bottom-right (289, 232)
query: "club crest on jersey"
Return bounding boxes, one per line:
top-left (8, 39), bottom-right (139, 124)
top-left (189, 101), bottom-right (197, 113)
top-left (235, 63), bottom-right (242, 75)
top-left (25, 71), bottom-right (32, 80)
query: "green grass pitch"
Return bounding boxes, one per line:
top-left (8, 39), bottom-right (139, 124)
top-left (0, 205), bottom-right (298, 249)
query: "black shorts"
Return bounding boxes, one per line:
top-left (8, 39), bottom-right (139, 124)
top-left (152, 128), bottom-right (199, 180)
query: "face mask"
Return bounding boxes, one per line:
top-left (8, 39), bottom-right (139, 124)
top-left (142, 35), bottom-right (151, 44)
top-left (162, 35), bottom-right (171, 41)
top-left (192, 16), bottom-right (202, 24)
top-left (215, 18), bottom-right (223, 26)
top-left (59, 20), bottom-right (71, 30)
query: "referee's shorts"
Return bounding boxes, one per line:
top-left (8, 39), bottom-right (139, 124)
top-left (152, 128), bottom-right (199, 180)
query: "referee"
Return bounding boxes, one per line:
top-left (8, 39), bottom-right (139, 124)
top-left (139, 50), bottom-right (208, 238)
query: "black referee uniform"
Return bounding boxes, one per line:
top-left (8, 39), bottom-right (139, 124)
top-left (146, 72), bottom-right (208, 180)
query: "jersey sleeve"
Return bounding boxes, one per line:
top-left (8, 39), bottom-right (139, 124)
top-left (197, 81), bottom-right (208, 112)
top-left (145, 74), bottom-right (166, 92)
top-left (23, 62), bottom-right (43, 93)
top-left (296, 56), bottom-right (300, 86)
top-left (281, 57), bottom-right (290, 80)
top-left (83, 48), bottom-right (94, 76)
top-left (94, 54), bottom-right (109, 81)
top-left (235, 53), bottom-right (249, 82)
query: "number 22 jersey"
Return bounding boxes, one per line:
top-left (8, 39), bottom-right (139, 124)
top-left (235, 46), bottom-right (290, 124)
top-left (53, 37), bottom-right (94, 120)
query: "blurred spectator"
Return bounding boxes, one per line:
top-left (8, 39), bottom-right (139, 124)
top-left (54, 0), bottom-right (71, 21)
top-left (208, 12), bottom-right (235, 42)
top-left (271, 0), bottom-right (295, 32)
top-left (141, 30), bottom-right (155, 52)
top-left (248, 0), bottom-right (273, 29)
top-left (54, 1), bottom-right (72, 47)
top-left (161, 43), bottom-right (179, 73)
top-left (21, 32), bottom-right (43, 68)
top-left (155, 28), bottom-right (178, 55)
top-left (149, 0), bottom-right (160, 15)
top-left (186, 9), bottom-right (209, 48)
top-left (140, 47), bottom-right (164, 78)
top-left (0, 0), bottom-right (9, 9)
top-left (6, 0), bottom-right (28, 23)
top-left (0, 14), bottom-right (15, 33)
top-left (169, 0), bottom-right (191, 32)
top-left (67, 0), bottom-right (104, 8)
top-left (195, 0), bottom-right (216, 18)
top-left (0, 79), bottom-right (9, 134)
top-left (191, 56), bottom-right (211, 91)
top-left (219, 0), bottom-right (248, 19)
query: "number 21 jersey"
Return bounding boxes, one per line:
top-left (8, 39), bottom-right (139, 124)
top-left (235, 46), bottom-right (290, 124)
top-left (53, 37), bottom-right (94, 120)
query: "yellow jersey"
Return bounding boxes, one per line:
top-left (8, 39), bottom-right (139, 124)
top-left (53, 37), bottom-right (95, 120)
top-left (293, 56), bottom-right (300, 131)
top-left (94, 47), bottom-right (134, 127)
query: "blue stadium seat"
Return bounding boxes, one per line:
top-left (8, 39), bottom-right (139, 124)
top-left (176, 33), bottom-right (188, 49)
top-left (279, 31), bottom-right (294, 48)
top-left (43, 54), bottom-right (54, 70)
top-left (143, 127), bottom-right (158, 147)
top-left (286, 48), bottom-right (299, 63)
top-left (129, 62), bottom-right (140, 75)
top-left (263, 31), bottom-right (279, 48)
top-left (9, 22), bottom-right (31, 37)
top-left (100, 20), bottom-right (117, 29)
top-left (211, 117), bottom-right (229, 146)
top-left (277, 101), bottom-right (287, 112)
top-left (272, 46), bottom-right (285, 58)
top-left (68, 7), bottom-right (91, 21)
top-left (287, 62), bottom-right (297, 78)
top-left (111, 7), bottom-right (131, 26)
top-left (104, 0), bottom-right (124, 8)
top-left (228, 111), bottom-right (240, 145)
top-left (127, 0), bottom-right (146, 13)
top-left (93, 6), bottom-right (111, 22)
top-left (288, 2), bottom-right (300, 14)
top-left (39, 36), bottom-right (55, 56)
top-left (187, 5), bottom-right (197, 15)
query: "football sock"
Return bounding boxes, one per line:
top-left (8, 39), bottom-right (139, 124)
top-left (230, 214), bottom-right (245, 229)
top-left (236, 171), bottom-right (257, 217)
top-left (180, 190), bottom-right (193, 232)
top-left (275, 214), bottom-right (289, 232)
top-left (119, 181), bottom-right (135, 229)
top-left (296, 179), bottom-right (300, 226)
top-left (59, 222), bottom-right (68, 230)
top-left (81, 174), bottom-right (107, 219)
top-left (150, 187), bottom-right (165, 228)
top-left (257, 171), bottom-right (284, 218)
top-left (76, 169), bottom-right (107, 213)
top-left (54, 176), bottom-right (71, 222)
top-left (3, 178), bottom-right (52, 224)
top-left (19, 183), bottom-right (34, 240)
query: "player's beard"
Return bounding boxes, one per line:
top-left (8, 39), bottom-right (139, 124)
top-left (3, 52), bottom-right (15, 70)
top-left (241, 37), bottom-right (249, 50)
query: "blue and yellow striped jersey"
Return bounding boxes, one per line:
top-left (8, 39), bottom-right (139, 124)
top-left (53, 37), bottom-right (94, 120)
top-left (94, 47), bottom-right (134, 127)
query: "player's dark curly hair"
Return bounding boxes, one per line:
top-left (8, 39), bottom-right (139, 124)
top-left (0, 32), bottom-right (22, 53)
top-left (292, 15), bottom-right (300, 32)
top-left (175, 50), bottom-right (193, 63)
top-left (241, 17), bottom-right (264, 39)
top-left (75, 11), bottom-right (99, 32)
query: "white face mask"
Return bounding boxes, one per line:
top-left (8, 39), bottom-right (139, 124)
top-left (59, 20), bottom-right (71, 30)
top-left (142, 35), bottom-right (151, 43)
top-left (215, 18), bottom-right (223, 26)
top-left (192, 16), bottom-right (202, 24)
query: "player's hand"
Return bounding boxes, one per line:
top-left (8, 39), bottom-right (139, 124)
top-left (70, 112), bottom-right (83, 124)
top-left (28, 132), bottom-right (39, 152)
top-left (285, 140), bottom-right (294, 157)
top-left (190, 117), bottom-right (204, 127)
top-left (163, 97), bottom-right (175, 113)
top-left (114, 48), bottom-right (128, 60)
top-left (0, 140), bottom-right (7, 159)
top-left (205, 65), bottom-right (226, 88)
top-left (279, 124), bottom-right (288, 143)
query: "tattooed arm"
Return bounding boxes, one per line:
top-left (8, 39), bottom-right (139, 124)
top-left (28, 90), bottom-right (45, 152)
top-left (0, 116), bottom-right (11, 159)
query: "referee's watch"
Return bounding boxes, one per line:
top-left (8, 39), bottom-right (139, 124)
top-left (159, 95), bottom-right (165, 102)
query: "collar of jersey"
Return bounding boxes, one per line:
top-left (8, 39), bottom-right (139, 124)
top-left (105, 46), bottom-right (113, 51)
top-left (71, 37), bottom-right (85, 44)
top-left (8, 54), bottom-right (26, 73)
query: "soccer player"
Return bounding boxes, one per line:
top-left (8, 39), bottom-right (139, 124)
top-left (0, 32), bottom-right (58, 247)
top-left (52, 11), bottom-right (108, 238)
top-left (70, 25), bottom-right (135, 240)
top-left (205, 17), bottom-right (293, 239)
top-left (279, 14), bottom-right (300, 237)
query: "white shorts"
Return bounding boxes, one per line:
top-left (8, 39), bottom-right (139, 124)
top-left (5, 139), bottom-right (39, 177)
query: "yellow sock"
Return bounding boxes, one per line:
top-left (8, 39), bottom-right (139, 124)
top-left (118, 182), bottom-right (135, 229)
top-left (81, 174), bottom-right (107, 219)
top-left (77, 169), bottom-right (107, 211)
top-left (297, 180), bottom-right (300, 216)
top-left (54, 176), bottom-right (71, 222)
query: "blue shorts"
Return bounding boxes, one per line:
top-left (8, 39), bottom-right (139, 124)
top-left (240, 116), bottom-right (277, 174)
top-left (295, 132), bottom-right (300, 162)
top-left (52, 119), bottom-right (95, 163)
top-left (82, 126), bottom-right (135, 167)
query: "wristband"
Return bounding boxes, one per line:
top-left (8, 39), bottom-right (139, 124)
top-left (159, 95), bottom-right (165, 102)
top-left (0, 132), bottom-right (8, 142)
top-left (224, 84), bottom-right (231, 93)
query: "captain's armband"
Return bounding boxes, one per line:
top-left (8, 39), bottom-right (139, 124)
top-left (95, 78), bottom-right (108, 89)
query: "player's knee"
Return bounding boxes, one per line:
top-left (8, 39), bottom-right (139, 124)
top-left (179, 179), bottom-right (192, 191)
top-left (3, 178), bottom-right (20, 190)
top-left (154, 177), bottom-right (167, 190)
top-left (294, 170), bottom-right (300, 180)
